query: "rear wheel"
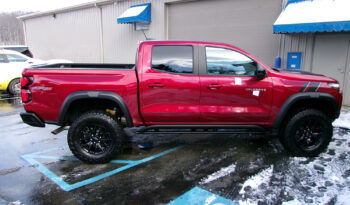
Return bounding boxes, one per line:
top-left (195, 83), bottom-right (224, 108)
top-left (8, 79), bottom-right (20, 96)
top-left (68, 111), bottom-right (124, 163)
top-left (280, 109), bottom-right (333, 157)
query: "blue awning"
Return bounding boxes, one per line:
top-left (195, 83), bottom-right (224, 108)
top-left (117, 3), bottom-right (151, 24)
top-left (274, 0), bottom-right (350, 33)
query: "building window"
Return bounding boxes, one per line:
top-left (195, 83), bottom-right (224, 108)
top-left (206, 47), bottom-right (258, 76)
top-left (152, 45), bottom-right (193, 74)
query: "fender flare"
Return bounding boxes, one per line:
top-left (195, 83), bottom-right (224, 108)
top-left (58, 91), bottom-right (133, 127)
top-left (273, 92), bottom-right (339, 128)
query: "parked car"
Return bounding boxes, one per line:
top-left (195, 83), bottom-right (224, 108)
top-left (0, 49), bottom-right (71, 95)
top-left (0, 45), bottom-right (33, 58)
top-left (20, 40), bottom-right (342, 164)
top-left (0, 49), bottom-right (42, 95)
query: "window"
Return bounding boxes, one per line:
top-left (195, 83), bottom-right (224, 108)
top-left (206, 47), bottom-right (258, 76)
top-left (6, 54), bottom-right (28, 62)
top-left (152, 45), bottom-right (193, 74)
top-left (0, 54), bottom-right (6, 63)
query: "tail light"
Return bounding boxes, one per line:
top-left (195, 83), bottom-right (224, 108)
top-left (20, 77), bottom-right (32, 88)
top-left (21, 90), bottom-right (31, 103)
top-left (21, 77), bottom-right (33, 103)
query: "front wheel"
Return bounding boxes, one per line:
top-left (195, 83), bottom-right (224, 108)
top-left (68, 111), bottom-right (124, 164)
top-left (280, 109), bottom-right (333, 157)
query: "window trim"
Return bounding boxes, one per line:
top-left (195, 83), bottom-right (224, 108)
top-left (204, 46), bottom-right (260, 77)
top-left (150, 45), bottom-right (198, 75)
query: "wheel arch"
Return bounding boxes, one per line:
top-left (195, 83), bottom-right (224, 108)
top-left (274, 92), bottom-right (340, 129)
top-left (58, 91), bottom-right (133, 127)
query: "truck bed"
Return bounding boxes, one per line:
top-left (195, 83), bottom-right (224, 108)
top-left (31, 63), bottom-right (135, 69)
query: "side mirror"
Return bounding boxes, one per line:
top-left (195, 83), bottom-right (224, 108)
top-left (255, 68), bottom-right (267, 80)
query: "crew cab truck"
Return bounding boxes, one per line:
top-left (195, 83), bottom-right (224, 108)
top-left (20, 41), bottom-right (342, 164)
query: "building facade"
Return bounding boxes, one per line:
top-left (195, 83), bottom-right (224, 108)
top-left (19, 0), bottom-right (350, 105)
top-left (19, 0), bottom-right (282, 65)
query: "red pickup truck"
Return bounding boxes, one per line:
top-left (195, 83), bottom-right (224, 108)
top-left (20, 41), bottom-right (342, 163)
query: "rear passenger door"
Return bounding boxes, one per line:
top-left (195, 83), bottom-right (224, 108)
top-left (199, 46), bottom-right (273, 124)
top-left (140, 45), bottom-right (201, 124)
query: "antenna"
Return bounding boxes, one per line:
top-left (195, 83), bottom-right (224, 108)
top-left (141, 30), bottom-right (149, 40)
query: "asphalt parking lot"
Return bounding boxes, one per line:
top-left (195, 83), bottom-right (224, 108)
top-left (0, 93), bottom-right (350, 205)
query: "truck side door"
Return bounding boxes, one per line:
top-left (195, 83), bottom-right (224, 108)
top-left (199, 46), bottom-right (273, 124)
top-left (139, 44), bottom-right (201, 124)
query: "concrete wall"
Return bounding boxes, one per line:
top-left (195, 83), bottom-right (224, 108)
top-left (100, 0), bottom-right (167, 63)
top-left (23, 0), bottom-right (172, 63)
top-left (167, 0), bottom-right (282, 66)
top-left (278, 33), bottom-right (314, 71)
top-left (24, 7), bottom-right (102, 63)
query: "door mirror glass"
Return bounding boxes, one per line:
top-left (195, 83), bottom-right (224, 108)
top-left (255, 68), bottom-right (267, 80)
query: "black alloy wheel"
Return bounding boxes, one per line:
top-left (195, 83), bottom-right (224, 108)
top-left (68, 111), bottom-right (124, 164)
top-left (280, 109), bottom-right (333, 157)
top-left (79, 124), bottom-right (113, 155)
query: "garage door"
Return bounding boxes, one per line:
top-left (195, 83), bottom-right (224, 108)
top-left (311, 34), bottom-right (350, 106)
top-left (167, 0), bottom-right (282, 66)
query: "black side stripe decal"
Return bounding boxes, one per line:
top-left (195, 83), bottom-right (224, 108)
top-left (299, 82), bottom-right (321, 92)
top-left (300, 82), bottom-right (310, 92)
top-left (307, 82), bottom-right (321, 92)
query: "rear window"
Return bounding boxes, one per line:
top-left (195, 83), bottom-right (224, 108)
top-left (6, 54), bottom-right (27, 62)
top-left (0, 54), bottom-right (6, 63)
top-left (152, 45), bottom-right (193, 74)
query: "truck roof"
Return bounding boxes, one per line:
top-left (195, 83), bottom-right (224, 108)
top-left (140, 40), bottom-right (245, 53)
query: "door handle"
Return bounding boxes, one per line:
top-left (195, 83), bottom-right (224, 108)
top-left (207, 83), bottom-right (222, 89)
top-left (148, 82), bottom-right (165, 88)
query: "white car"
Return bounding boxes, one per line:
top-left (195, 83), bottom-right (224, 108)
top-left (0, 49), bottom-right (71, 95)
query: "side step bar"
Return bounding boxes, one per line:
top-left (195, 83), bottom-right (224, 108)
top-left (124, 125), bottom-right (267, 136)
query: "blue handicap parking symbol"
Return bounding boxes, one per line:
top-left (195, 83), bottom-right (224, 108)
top-left (168, 186), bottom-right (238, 205)
top-left (21, 146), bottom-right (183, 191)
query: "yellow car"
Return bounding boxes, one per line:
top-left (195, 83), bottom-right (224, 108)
top-left (0, 49), bottom-right (42, 95)
top-left (0, 49), bottom-right (71, 95)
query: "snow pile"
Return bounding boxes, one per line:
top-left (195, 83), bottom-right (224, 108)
top-left (239, 166), bottom-right (273, 194)
top-left (333, 110), bottom-right (350, 129)
top-left (282, 199), bottom-right (303, 205)
top-left (200, 163), bottom-right (236, 184)
top-left (237, 127), bottom-right (350, 204)
top-left (336, 186), bottom-right (350, 204)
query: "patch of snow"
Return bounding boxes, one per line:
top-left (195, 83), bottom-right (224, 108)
top-left (200, 164), bottom-right (236, 184)
top-left (8, 201), bottom-right (22, 205)
top-left (204, 195), bottom-right (216, 205)
top-left (333, 110), bottom-right (350, 129)
top-left (238, 199), bottom-right (257, 205)
top-left (237, 124), bottom-right (350, 204)
top-left (336, 186), bottom-right (350, 205)
top-left (239, 166), bottom-right (273, 194)
top-left (282, 199), bottom-right (303, 205)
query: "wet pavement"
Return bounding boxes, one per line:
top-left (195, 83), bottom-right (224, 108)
top-left (0, 93), bottom-right (350, 205)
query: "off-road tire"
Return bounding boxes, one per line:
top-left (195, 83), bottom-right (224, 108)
top-left (8, 78), bottom-right (20, 96)
top-left (280, 109), bottom-right (333, 157)
top-left (68, 111), bottom-right (124, 164)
